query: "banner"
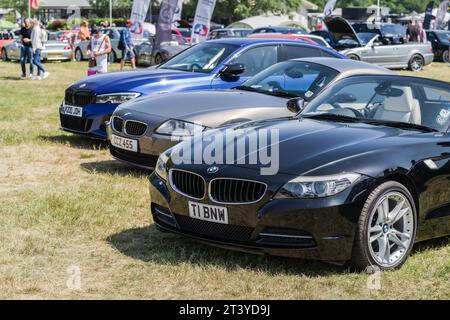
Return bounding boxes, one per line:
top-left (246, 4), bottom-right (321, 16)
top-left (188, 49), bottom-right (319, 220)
top-left (130, 0), bottom-right (151, 39)
top-left (323, 0), bottom-right (336, 17)
top-left (423, 1), bottom-right (434, 30)
top-left (155, 0), bottom-right (178, 49)
top-left (436, 0), bottom-right (449, 29)
top-left (29, 0), bottom-right (39, 10)
top-left (191, 0), bottom-right (217, 43)
top-left (172, 0), bottom-right (183, 27)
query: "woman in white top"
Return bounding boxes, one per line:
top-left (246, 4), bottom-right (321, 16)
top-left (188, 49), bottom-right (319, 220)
top-left (87, 27), bottom-right (111, 74)
top-left (30, 19), bottom-right (49, 80)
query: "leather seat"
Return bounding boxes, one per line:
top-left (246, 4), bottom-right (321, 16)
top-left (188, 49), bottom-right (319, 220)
top-left (373, 87), bottom-right (422, 124)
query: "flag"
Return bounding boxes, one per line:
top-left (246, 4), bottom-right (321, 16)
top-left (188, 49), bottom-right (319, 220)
top-left (423, 2), bottom-right (434, 30)
top-left (323, 0), bottom-right (337, 17)
top-left (436, 0), bottom-right (449, 29)
top-left (172, 0), bottom-right (183, 27)
top-left (130, 0), bottom-right (152, 39)
top-left (191, 0), bottom-right (217, 43)
top-left (15, 10), bottom-right (22, 24)
top-left (30, 0), bottom-right (39, 10)
top-left (155, 0), bottom-right (178, 49)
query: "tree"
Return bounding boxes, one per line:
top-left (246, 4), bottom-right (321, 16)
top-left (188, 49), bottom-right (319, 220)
top-left (307, 0), bottom-right (428, 14)
top-left (89, 0), bottom-right (133, 18)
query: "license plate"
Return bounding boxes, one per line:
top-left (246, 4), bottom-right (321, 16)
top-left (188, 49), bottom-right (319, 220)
top-left (111, 134), bottom-right (138, 152)
top-left (188, 201), bottom-right (228, 224)
top-left (48, 53), bottom-right (61, 57)
top-left (61, 104), bottom-right (83, 117)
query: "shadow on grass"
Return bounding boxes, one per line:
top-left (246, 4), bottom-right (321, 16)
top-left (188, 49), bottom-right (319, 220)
top-left (0, 75), bottom-right (22, 81)
top-left (107, 225), bottom-right (345, 277)
top-left (80, 160), bottom-right (150, 178)
top-left (413, 236), bottom-right (450, 254)
top-left (39, 134), bottom-right (108, 150)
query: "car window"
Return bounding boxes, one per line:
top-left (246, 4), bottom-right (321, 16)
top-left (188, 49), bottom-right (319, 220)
top-left (282, 45), bottom-right (321, 60)
top-left (231, 45), bottom-right (278, 77)
top-left (302, 76), bottom-right (450, 132)
top-left (160, 42), bottom-right (238, 73)
top-left (239, 61), bottom-right (339, 101)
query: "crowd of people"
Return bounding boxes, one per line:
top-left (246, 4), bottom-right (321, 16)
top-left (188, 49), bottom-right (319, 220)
top-left (18, 18), bottom-right (138, 78)
top-left (406, 20), bottom-right (428, 43)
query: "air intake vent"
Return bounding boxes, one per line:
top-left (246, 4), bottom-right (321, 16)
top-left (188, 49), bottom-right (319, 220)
top-left (112, 117), bottom-right (123, 132)
top-left (170, 170), bottom-right (205, 199)
top-left (210, 178), bottom-right (266, 203)
top-left (125, 121), bottom-right (147, 136)
top-left (64, 89), bottom-right (95, 106)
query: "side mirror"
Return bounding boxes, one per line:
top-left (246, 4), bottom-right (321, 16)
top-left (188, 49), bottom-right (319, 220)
top-left (220, 63), bottom-right (245, 78)
top-left (287, 98), bottom-right (305, 114)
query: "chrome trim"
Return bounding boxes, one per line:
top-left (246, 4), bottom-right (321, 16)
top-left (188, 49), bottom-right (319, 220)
top-left (153, 206), bottom-right (174, 219)
top-left (259, 232), bottom-right (313, 239)
top-left (169, 169), bottom-right (207, 200)
top-left (208, 177), bottom-right (267, 205)
top-left (124, 119), bottom-right (148, 136)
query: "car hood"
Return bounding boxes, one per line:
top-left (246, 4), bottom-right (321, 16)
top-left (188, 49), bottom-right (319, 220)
top-left (171, 117), bottom-right (431, 177)
top-left (117, 90), bottom-right (288, 127)
top-left (69, 68), bottom-right (210, 94)
top-left (324, 16), bottom-right (362, 46)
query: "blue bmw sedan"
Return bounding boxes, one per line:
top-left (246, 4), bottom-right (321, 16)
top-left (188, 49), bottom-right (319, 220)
top-left (60, 38), bottom-right (345, 140)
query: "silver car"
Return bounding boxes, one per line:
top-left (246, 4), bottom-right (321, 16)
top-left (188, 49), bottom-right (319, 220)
top-left (107, 58), bottom-right (392, 169)
top-left (2, 36), bottom-right (72, 62)
top-left (74, 28), bottom-right (123, 63)
top-left (325, 17), bottom-right (434, 71)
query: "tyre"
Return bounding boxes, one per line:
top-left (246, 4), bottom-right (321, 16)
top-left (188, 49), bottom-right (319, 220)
top-left (1, 49), bottom-right (8, 61)
top-left (108, 51), bottom-right (116, 63)
top-left (350, 181), bottom-right (417, 271)
top-left (443, 50), bottom-right (449, 63)
top-left (347, 54), bottom-right (360, 61)
top-left (75, 48), bottom-right (83, 61)
top-left (154, 53), bottom-right (163, 65)
top-left (408, 54), bottom-right (424, 71)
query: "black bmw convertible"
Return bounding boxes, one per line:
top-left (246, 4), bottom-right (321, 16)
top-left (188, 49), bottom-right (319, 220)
top-left (149, 74), bottom-right (450, 270)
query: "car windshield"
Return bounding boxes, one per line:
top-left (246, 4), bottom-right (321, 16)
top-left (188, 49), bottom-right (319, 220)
top-left (159, 42), bottom-right (238, 73)
top-left (357, 32), bottom-right (377, 45)
top-left (301, 76), bottom-right (450, 132)
top-left (236, 61), bottom-right (339, 100)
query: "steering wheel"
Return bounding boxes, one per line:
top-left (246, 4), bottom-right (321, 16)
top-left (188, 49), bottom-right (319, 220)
top-left (267, 81), bottom-right (283, 92)
top-left (327, 103), bottom-right (365, 118)
top-left (190, 63), bottom-right (203, 72)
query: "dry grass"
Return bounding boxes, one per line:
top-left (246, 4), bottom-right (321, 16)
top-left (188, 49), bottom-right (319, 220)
top-left (0, 60), bottom-right (449, 299)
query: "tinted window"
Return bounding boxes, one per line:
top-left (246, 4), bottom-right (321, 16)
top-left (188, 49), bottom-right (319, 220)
top-left (160, 42), bottom-right (238, 73)
top-left (282, 45), bottom-right (321, 60)
top-left (231, 45), bottom-right (278, 77)
top-left (239, 61), bottom-right (339, 101)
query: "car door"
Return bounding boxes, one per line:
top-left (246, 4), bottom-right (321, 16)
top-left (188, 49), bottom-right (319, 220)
top-left (10, 40), bottom-right (21, 60)
top-left (211, 44), bottom-right (279, 89)
top-left (362, 39), bottom-right (395, 65)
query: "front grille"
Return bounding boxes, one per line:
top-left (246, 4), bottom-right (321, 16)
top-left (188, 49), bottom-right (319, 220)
top-left (110, 145), bottom-right (158, 168)
top-left (170, 170), bottom-right (205, 199)
top-left (112, 117), bottom-right (123, 132)
top-left (174, 213), bottom-right (254, 243)
top-left (210, 178), bottom-right (266, 203)
top-left (60, 114), bottom-right (92, 132)
top-left (65, 88), bottom-right (95, 106)
top-left (125, 121), bottom-right (147, 136)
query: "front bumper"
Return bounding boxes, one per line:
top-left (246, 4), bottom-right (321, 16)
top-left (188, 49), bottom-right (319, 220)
top-left (148, 171), bottom-right (370, 263)
top-left (59, 102), bottom-right (119, 140)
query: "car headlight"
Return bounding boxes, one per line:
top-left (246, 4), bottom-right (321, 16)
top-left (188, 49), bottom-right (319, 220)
top-left (95, 92), bottom-right (141, 104)
top-left (155, 152), bottom-right (169, 181)
top-left (155, 119), bottom-right (206, 137)
top-left (274, 173), bottom-right (361, 199)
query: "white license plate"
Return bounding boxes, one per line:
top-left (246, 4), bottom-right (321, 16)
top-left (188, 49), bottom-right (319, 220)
top-left (188, 201), bottom-right (228, 224)
top-left (61, 104), bottom-right (83, 117)
top-left (111, 134), bottom-right (138, 152)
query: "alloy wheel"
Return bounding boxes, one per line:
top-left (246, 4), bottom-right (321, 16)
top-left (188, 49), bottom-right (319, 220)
top-left (367, 191), bottom-right (414, 268)
top-left (410, 56), bottom-right (423, 71)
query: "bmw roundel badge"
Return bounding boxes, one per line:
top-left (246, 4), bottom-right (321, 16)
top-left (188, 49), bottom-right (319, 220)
top-left (207, 166), bottom-right (219, 174)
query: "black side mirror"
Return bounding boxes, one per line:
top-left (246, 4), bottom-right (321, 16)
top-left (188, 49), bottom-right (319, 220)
top-left (220, 63), bottom-right (245, 78)
top-left (287, 98), bottom-right (305, 114)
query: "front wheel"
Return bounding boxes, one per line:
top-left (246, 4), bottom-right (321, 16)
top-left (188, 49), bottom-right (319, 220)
top-left (108, 51), bottom-right (116, 64)
top-left (443, 50), bottom-right (449, 63)
top-left (75, 48), bottom-right (83, 61)
top-left (350, 181), bottom-right (417, 270)
top-left (347, 54), bottom-right (360, 61)
top-left (408, 54), bottom-right (424, 71)
top-left (1, 49), bottom-right (8, 61)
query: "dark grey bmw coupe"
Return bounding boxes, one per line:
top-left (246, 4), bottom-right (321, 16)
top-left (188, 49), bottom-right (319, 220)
top-left (149, 74), bottom-right (450, 270)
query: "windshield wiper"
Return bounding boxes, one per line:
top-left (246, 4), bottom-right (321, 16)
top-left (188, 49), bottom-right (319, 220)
top-left (234, 86), bottom-right (298, 98)
top-left (234, 85), bottom-right (261, 92)
top-left (364, 120), bottom-right (438, 133)
top-left (302, 113), bottom-right (362, 123)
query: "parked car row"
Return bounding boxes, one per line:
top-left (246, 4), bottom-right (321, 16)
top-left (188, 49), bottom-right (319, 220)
top-left (58, 37), bottom-right (450, 271)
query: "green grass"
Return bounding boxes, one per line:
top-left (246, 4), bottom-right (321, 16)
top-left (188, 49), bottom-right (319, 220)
top-left (0, 60), bottom-right (449, 299)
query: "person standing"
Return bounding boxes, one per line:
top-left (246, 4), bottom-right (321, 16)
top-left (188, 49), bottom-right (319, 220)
top-left (417, 22), bottom-right (427, 43)
top-left (19, 18), bottom-right (34, 80)
top-left (87, 27), bottom-right (111, 75)
top-left (119, 19), bottom-right (136, 71)
top-left (80, 21), bottom-right (91, 41)
top-left (406, 20), bottom-right (419, 42)
top-left (31, 19), bottom-right (50, 80)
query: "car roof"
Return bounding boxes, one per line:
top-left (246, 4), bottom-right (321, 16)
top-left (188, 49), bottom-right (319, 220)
top-left (207, 37), bottom-right (341, 55)
top-left (291, 57), bottom-right (394, 76)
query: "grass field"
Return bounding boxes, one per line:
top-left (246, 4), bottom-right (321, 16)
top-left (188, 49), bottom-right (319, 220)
top-left (0, 60), bottom-right (449, 299)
